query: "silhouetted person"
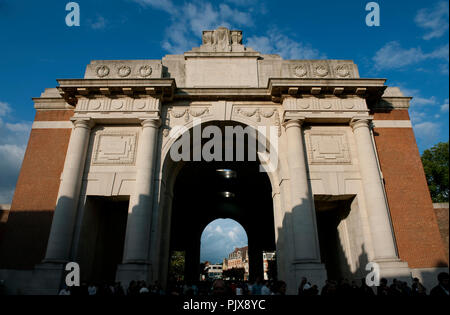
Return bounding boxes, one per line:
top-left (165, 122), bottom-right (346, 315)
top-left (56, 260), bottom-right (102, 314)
top-left (212, 279), bottom-right (227, 296)
top-left (321, 280), bottom-right (336, 296)
top-left (360, 278), bottom-right (375, 296)
top-left (298, 277), bottom-right (307, 295)
top-left (251, 277), bottom-right (263, 295)
top-left (377, 278), bottom-right (389, 296)
top-left (388, 278), bottom-right (402, 296)
top-left (430, 272), bottom-right (449, 296)
top-left (411, 278), bottom-right (426, 296)
top-left (337, 279), bottom-right (352, 296)
top-left (272, 280), bottom-right (286, 295)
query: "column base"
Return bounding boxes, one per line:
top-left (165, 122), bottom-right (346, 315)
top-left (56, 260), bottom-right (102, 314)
top-left (375, 259), bottom-right (411, 282)
top-left (411, 267), bottom-right (449, 290)
top-left (116, 263), bottom-right (152, 288)
top-left (287, 262), bottom-right (327, 295)
top-left (21, 262), bottom-right (66, 295)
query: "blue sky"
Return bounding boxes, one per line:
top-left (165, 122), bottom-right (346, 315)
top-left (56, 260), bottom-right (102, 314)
top-left (0, 1), bottom-right (448, 264)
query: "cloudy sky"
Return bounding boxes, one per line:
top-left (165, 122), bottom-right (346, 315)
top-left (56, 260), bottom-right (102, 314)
top-left (0, 0), bottom-right (448, 263)
top-left (200, 219), bottom-right (248, 263)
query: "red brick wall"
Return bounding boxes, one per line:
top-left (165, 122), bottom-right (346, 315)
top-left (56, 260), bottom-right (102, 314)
top-left (372, 110), bottom-right (448, 268)
top-left (0, 110), bottom-right (73, 269)
top-left (35, 110), bottom-right (74, 122)
top-left (434, 204), bottom-right (449, 263)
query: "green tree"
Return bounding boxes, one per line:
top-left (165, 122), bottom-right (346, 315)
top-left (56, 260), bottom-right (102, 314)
top-left (421, 141), bottom-right (449, 202)
top-left (168, 251), bottom-right (185, 281)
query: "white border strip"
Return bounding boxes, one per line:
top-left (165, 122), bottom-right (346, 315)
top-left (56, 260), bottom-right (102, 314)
top-left (372, 120), bottom-right (412, 128)
top-left (32, 121), bottom-right (73, 129)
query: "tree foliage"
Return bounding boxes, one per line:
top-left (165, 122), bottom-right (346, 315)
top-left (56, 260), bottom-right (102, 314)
top-left (168, 251), bottom-right (185, 281)
top-left (421, 141), bottom-right (449, 202)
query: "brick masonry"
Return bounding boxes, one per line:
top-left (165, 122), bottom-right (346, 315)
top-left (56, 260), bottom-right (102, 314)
top-left (433, 203), bottom-right (449, 263)
top-left (0, 110), bottom-right (73, 269)
top-left (373, 109), bottom-right (448, 268)
top-left (35, 110), bottom-right (74, 122)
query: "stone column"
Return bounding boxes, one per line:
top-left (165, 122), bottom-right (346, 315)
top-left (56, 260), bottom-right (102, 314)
top-left (350, 117), bottom-right (398, 260)
top-left (30, 118), bottom-right (93, 294)
top-left (44, 118), bottom-right (93, 262)
top-left (117, 118), bottom-right (160, 284)
top-left (283, 119), bottom-right (326, 293)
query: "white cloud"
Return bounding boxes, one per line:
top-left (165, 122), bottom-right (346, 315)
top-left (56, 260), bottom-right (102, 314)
top-left (225, 0), bottom-right (258, 6)
top-left (395, 86), bottom-right (438, 107)
top-left (414, 121), bottom-right (440, 140)
top-left (415, 1), bottom-right (449, 40)
top-left (134, 0), bottom-right (255, 54)
top-left (246, 29), bottom-right (325, 59)
top-left (5, 121), bottom-right (32, 133)
top-left (441, 98), bottom-right (449, 112)
top-left (227, 230), bottom-right (237, 241)
top-left (0, 144), bottom-right (26, 204)
top-left (410, 110), bottom-right (427, 124)
top-left (412, 96), bottom-right (437, 107)
top-left (0, 101), bottom-right (32, 204)
top-left (200, 219), bottom-right (247, 264)
top-left (90, 16), bottom-right (107, 30)
top-left (373, 41), bottom-right (449, 70)
top-left (131, 0), bottom-right (317, 58)
top-left (0, 101), bottom-right (11, 117)
top-left (132, 0), bottom-right (175, 13)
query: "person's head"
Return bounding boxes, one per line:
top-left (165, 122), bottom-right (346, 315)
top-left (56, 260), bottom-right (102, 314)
top-left (437, 272), bottom-right (449, 287)
top-left (413, 277), bottom-right (419, 284)
top-left (275, 280), bottom-right (286, 295)
top-left (212, 279), bottom-right (226, 295)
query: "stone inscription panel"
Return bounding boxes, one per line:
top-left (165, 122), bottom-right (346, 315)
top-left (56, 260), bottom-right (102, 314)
top-left (306, 132), bottom-right (351, 164)
top-left (92, 132), bottom-right (138, 165)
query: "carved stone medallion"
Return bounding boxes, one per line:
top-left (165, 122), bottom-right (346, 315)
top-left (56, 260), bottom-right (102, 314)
top-left (96, 65), bottom-right (110, 78)
top-left (139, 65), bottom-right (152, 77)
top-left (118, 65), bottom-right (131, 77)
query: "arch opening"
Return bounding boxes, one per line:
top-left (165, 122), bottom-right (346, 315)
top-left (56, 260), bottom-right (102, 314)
top-left (200, 218), bottom-right (248, 281)
top-left (162, 120), bottom-right (277, 289)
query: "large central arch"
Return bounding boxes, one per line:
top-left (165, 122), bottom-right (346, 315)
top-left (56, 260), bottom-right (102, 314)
top-left (154, 120), bottom-right (280, 287)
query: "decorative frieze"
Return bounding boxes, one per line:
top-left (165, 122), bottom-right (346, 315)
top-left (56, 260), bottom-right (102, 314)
top-left (287, 61), bottom-right (359, 79)
top-left (84, 60), bottom-right (163, 79)
top-left (76, 97), bottom-right (160, 113)
top-left (233, 107), bottom-right (282, 136)
top-left (283, 97), bottom-right (367, 112)
top-left (168, 107), bottom-right (210, 123)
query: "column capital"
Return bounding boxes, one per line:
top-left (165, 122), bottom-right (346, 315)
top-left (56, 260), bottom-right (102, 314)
top-left (140, 118), bottom-right (161, 129)
top-left (350, 116), bottom-right (373, 132)
top-left (71, 118), bottom-right (95, 129)
top-left (283, 118), bottom-right (306, 130)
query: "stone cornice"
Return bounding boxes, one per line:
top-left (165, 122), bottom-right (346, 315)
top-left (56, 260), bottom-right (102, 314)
top-left (268, 78), bottom-right (387, 98)
top-left (174, 88), bottom-right (271, 101)
top-left (33, 97), bottom-right (74, 110)
top-left (373, 96), bottom-right (413, 110)
top-left (184, 52), bottom-right (261, 58)
top-left (57, 78), bottom-right (177, 105)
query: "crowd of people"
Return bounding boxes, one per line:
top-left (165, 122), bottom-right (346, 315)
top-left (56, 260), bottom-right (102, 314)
top-left (58, 272), bottom-right (449, 296)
